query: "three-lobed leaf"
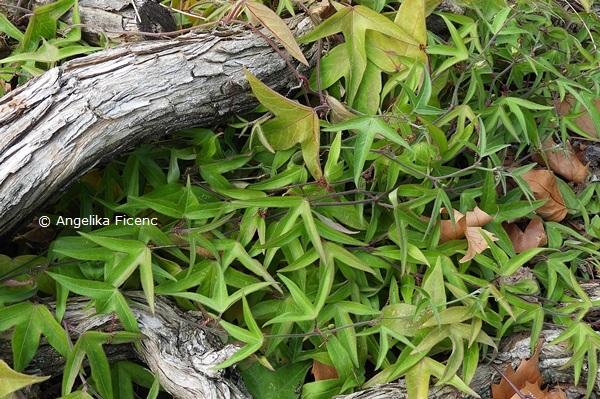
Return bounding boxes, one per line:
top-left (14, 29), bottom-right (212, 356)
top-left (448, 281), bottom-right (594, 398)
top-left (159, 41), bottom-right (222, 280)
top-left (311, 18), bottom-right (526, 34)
top-left (244, 68), bottom-right (322, 179)
top-left (298, 5), bottom-right (420, 107)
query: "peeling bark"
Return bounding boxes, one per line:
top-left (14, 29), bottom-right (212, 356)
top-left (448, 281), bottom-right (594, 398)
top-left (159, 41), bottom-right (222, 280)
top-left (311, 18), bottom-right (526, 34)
top-left (2, 293), bottom-right (597, 399)
top-left (0, 15), bottom-right (318, 238)
top-left (0, 293), bottom-right (251, 399)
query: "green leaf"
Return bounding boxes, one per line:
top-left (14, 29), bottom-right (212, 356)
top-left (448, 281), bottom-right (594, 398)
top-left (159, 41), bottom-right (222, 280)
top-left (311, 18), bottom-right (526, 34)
top-left (500, 247), bottom-right (547, 276)
top-left (248, 163), bottom-right (307, 190)
top-left (0, 13), bottom-right (24, 41)
top-left (298, 5), bottom-right (420, 106)
top-left (111, 361), bottom-right (155, 399)
top-left (47, 273), bottom-right (139, 332)
top-left (0, 303), bottom-right (70, 371)
top-left (217, 240), bottom-right (281, 293)
top-left (380, 303), bottom-right (427, 337)
top-left (325, 242), bottom-right (377, 276)
top-left (241, 361), bottom-right (311, 399)
top-left (18, 0), bottom-right (76, 55)
top-left (78, 233), bottom-right (154, 314)
top-left (405, 358), bottom-right (433, 399)
top-left (215, 296), bottom-right (264, 369)
top-left (63, 332), bottom-right (143, 399)
top-left (0, 359), bottom-right (49, 397)
top-left (299, 199), bottom-right (326, 262)
top-left (422, 257), bottom-right (446, 307)
top-left (323, 116), bottom-right (411, 185)
top-left (244, 68), bottom-right (322, 179)
top-left (427, 14), bottom-right (469, 75)
top-left (0, 43), bottom-right (99, 64)
top-left (395, 0), bottom-right (427, 45)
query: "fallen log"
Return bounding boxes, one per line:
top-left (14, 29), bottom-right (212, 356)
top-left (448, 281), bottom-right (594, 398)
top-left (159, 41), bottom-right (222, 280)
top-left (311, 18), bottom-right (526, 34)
top-left (1, 292), bottom-right (595, 399)
top-left (0, 14), bottom-right (318, 238)
top-left (0, 292), bottom-right (251, 399)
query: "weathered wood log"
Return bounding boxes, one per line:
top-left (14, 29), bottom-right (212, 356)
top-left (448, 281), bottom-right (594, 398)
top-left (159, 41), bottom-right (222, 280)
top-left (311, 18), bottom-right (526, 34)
top-left (2, 290), bottom-right (598, 399)
top-left (31, 0), bottom-right (142, 44)
top-left (1, 292), bottom-right (251, 399)
top-left (0, 14), bottom-right (318, 238)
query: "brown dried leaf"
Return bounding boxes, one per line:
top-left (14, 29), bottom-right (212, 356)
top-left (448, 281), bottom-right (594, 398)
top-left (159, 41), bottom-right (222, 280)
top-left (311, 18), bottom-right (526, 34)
top-left (437, 208), bottom-right (497, 263)
top-left (168, 233), bottom-right (217, 259)
top-left (439, 207), bottom-right (492, 243)
top-left (311, 0), bottom-right (336, 19)
top-left (439, 208), bottom-right (466, 243)
top-left (520, 169), bottom-right (568, 222)
top-left (492, 340), bottom-right (544, 399)
top-left (509, 381), bottom-right (547, 399)
top-left (326, 95), bottom-right (356, 124)
top-left (312, 360), bottom-right (339, 381)
top-left (465, 206), bottom-right (494, 227)
top-left (555, 95), bottom-right (600, 139)
top-left (503, 218), bottom-right (547, 253)
top-left (460, 226), bottom-right (498, 263)
top-left (532, 137), bottom-right (588, 183)
top-left (12, 222), bottom-right (56, 244)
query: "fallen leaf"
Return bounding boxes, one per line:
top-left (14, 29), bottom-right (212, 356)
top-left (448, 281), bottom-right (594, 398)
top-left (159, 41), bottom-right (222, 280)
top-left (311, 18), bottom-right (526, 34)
top-left (532, 137), bottom-right (588, 183)
top-left (439, 208), bottom-right (467, 242)
top-left (311, 0), bottom-right (336, 20)
top-left (519, 169), bottom-right (568, 222)
top-left (510, 381), bottom-right (547, 399)
top-left (503, 218), bottom-right (547, 253)
top-left (437, 207), bottom-right (498, 263)
top-left (492, 340), bottom-right (544, 399)
top-left (465, 206), bottom-right (494, 227)
top-left (311, 359), bottom-right (339, 380)
top-left (460, 226), bottom-right (498, 263)
top-left (500, 267), bottom-right (536, 288)
top-left (439, 207), bottom-right (493, 242)
top-left (554, 94), bottom-right (600, 138)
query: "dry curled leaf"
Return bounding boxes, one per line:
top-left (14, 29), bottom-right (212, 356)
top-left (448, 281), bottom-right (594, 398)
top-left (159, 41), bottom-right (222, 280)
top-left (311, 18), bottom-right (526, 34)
top-left (532, 137), bottom-right (588, 183)
top-left (461, 226), bottom-right (498, 263)
top-left (519, 169), bottom-right (568, 222)
top-left (438, 207), bottom-right (497, 263)
top-left (326, 95), bottom-right (356, 124)
top-left (503, 218), bottom-right (547, 253)
top-left (492, 340), bottom-right (544, 399)
top-left (511, 381), bottom-right (547, 399)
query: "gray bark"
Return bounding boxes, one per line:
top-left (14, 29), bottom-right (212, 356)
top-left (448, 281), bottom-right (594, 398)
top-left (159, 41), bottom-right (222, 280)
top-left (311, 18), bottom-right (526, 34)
top-left (2, 294), bottom-right (597, 399)
top-left (0, 15), bottom-right (317, 238)
top-left (1, 292), bottom-right (251, 399)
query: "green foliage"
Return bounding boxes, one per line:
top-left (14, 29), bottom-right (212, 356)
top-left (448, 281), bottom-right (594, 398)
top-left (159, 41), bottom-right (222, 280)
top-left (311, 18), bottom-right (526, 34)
top-left (0, 359), bottom-right (49, 397)
top-left (0, 0), bottom-right (101, 92)
top-left (2, 0), bottom-right (600, 398)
